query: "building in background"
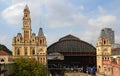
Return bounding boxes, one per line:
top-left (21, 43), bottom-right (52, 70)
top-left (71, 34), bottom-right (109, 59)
top-left (99, 28), bottom-right (114, 44)
top-left (0, 49), bottom-right (14, 76)
top-left (12, 5), bottom-right (47, 64)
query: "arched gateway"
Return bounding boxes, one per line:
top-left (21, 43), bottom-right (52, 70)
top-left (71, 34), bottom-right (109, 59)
top-left (47, 34), bottom-right (96, 76)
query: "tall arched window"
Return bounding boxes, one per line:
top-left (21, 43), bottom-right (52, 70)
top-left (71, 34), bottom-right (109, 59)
top-left (104, 40), bottom-right (106, 44)
top-left (24, 48), bottom-right (27, 55)
top-left (40, 40), bottom-right (42, 44)
top-left (32, 49), bottom-right (35, 55)
top-left (43, 39), bottom-right (44, 44)
top-left (17, 49), bottom-right (20, 55)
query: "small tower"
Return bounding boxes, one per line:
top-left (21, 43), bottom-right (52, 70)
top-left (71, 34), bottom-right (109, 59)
top-left (22, 5), bottom-right (31, 40)
top-left (96, 37), bottom-right (111, 74)
top-left (38, 28), bottom-right (46, 46)
top-left (36, 27), bottom-right (47, 64)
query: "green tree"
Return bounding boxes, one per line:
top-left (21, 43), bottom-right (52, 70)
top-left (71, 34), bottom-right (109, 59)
top-left (12, 57), bottom-right (47, 76)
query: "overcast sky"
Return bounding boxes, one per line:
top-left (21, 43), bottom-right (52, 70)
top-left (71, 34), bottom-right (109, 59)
top-left (0, 0), bottom-right (120, 50)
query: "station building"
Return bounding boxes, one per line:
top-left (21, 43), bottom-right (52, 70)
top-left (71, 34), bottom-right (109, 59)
top-left (47, 34), bottom-right (96, 76)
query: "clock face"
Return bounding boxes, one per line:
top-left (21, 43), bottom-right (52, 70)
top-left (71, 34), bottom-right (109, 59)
top-left (23, 21), bottom-right (28, 25)
top-left (103, 47), bottom-right (107, 51)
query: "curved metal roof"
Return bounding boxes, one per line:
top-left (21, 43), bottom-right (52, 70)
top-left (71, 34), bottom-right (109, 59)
top-left (47, 34), bottom-right (96, 54)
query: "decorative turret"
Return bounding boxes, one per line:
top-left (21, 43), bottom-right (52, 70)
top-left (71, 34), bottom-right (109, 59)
top-left (38, 28), bottom-right (44, 37)
top-left (37, 27), bottom-right (46, 46)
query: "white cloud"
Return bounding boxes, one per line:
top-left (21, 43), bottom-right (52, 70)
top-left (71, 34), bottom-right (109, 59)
top-left (73, 13), bottom-right (87, 25)
top-left (1, 0), bottom-right (86, 28)
top-left (46, 35), bottom-right (58, 46)
top-left (1, 0), bottom-right (43, 25)
top-left (0, 35), bottom-right (6, 43)
top-left (88, 15), bottom-right (120, 28)
top-left (45, 0), bottom-right (86, 28)
top-left (79, 5), bottom-right (84, 10)
top-left (1, 3), bottom-right (24, 25)
top-left (0, 35), bottom-right (11, 50)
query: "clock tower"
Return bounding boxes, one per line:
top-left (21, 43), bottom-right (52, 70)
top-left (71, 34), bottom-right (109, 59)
top-left (22, 5), bottom-right (31, 40)
top-left (96, 37), bottom-right (111, 74)
top-left (12, 5), bottom-right (47, 64)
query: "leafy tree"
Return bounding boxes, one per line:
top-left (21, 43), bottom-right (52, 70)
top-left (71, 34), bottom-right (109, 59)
top-left (12, 57), bottom-right (47, 76)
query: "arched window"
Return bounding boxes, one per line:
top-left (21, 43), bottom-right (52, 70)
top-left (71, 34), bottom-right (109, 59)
top-left (1, 59), bottom-right (4, 62)
top-left (43, 39), bottom-right (44, 44)
top-left (25, 15), bottom-right (27, 17)
top-left (32, 49), bottom-right (35, 55)
top-left (17, 49), bottom-right (20, 55)
top-left (40, 40), bottom-right (42, 44)
top-left (24, 48), bottom-right (27, 55)
top-left (99, 66), bottom-right (101, 68)
top-left (104, 40), bottom-right (106, 44)
top-left (32, 39), bottom-right (34, 42)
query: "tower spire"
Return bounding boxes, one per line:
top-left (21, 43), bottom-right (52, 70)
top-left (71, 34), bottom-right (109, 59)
top-left (23, 5), bottom-right (30, 20)
top-left (38, 28), bottom-right (44, 37)
top-left (24, 4), bottom-right (29, 11)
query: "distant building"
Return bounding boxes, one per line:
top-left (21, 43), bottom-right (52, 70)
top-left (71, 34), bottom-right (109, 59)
top-left (99, 28), bottom-right (114, 44)
top-left (0, 50), bottom-right (14, 76)
top-left (12, 5), bottom-right (47, 64)
top-left (111, 48), bottom-right (120, 76)
top-left (112, 43), bottom-right (120, 48)
top-left (0, 50), bottom-right (11, 63)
